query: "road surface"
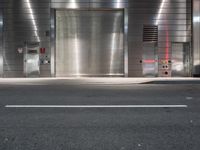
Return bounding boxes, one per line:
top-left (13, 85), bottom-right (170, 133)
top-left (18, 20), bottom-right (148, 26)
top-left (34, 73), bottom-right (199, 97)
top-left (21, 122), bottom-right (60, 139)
top-left (0, 78), bottom-right (199, 150)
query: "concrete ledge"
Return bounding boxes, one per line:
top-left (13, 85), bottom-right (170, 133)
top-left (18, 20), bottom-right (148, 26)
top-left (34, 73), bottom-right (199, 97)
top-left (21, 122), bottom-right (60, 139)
top-left (0, 77), bottom-right (200, 85)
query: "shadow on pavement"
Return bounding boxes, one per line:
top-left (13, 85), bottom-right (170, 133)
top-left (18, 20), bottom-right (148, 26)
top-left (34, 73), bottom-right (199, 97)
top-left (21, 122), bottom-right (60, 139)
top-left (141, 79), bottom-right (200, 84)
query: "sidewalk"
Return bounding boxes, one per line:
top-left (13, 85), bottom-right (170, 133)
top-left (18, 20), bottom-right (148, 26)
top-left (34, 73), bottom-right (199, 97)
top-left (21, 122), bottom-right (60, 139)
top-left (0, 77), bottom-right (200, 85)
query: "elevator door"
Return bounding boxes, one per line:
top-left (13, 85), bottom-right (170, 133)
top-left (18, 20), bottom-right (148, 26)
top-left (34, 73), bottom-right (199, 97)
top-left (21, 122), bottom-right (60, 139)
top-left (56, 10), bottom-right (124, 77)
top-left (171, 42), bottom-right (191, 77)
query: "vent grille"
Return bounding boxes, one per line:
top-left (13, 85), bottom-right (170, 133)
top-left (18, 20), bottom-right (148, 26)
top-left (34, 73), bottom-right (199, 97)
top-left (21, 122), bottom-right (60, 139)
top-left (143, 25), bottom-right (158, 42)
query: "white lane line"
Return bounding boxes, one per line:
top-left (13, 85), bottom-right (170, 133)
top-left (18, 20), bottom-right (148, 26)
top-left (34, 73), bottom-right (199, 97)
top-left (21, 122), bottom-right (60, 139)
top-left (5, 105), bottom-right (188, 108)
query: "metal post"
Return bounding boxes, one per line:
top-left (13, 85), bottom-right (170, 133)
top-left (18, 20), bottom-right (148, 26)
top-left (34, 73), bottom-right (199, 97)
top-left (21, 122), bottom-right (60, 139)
top-left (124, 8), bottom-right (129, 77)
top-left (0, 10), bottom-right (3, 77)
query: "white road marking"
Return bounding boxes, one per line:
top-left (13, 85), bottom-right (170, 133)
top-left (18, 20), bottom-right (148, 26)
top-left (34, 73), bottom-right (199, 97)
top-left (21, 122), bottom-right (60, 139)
top-left (5, 105), bottom-right (188, 108)
top-left (186, 97), bottom-right (193, 100)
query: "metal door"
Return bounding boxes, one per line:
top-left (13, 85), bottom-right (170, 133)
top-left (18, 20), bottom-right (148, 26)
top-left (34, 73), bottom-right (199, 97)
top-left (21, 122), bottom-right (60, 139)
top-left (171, 42), bottom-right (191, 77)
top-left (55, 10), bottom-right (124, 77)
top-left (142, 43), bottom-right (158, 77)
top-left (24, 42), bottom-right (40, 77)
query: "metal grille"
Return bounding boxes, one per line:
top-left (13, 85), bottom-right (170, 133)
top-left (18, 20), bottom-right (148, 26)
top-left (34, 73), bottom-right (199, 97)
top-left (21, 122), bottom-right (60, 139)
top-left (143, 25), bottom-right (158, 42)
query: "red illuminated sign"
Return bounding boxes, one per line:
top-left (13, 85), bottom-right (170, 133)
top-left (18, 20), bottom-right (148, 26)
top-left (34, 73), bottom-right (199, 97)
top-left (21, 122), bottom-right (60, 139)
top-left (40, 48), bottom-right (45, 54)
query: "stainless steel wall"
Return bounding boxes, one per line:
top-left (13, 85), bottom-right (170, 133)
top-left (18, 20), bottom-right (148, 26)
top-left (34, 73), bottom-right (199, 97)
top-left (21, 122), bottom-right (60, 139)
top-left (51, 0), bottom-right (192, 77)
top-left (0, 0), bottom-right (193, 77)
top-left (128, 0), bottom-right (192, 77)
top-left (0, 9), bottom-right (3, 76)
top-left (193, 0), bottom-right (200, 76)
top-left (0, 0), bottom-right (51, 77)
top-left (171, 42), bottom-right (190, 77)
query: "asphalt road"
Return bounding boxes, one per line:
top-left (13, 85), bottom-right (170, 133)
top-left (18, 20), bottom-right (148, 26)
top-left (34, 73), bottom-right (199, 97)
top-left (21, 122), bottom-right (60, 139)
top-left (0, 78), bottom-right (200, 150)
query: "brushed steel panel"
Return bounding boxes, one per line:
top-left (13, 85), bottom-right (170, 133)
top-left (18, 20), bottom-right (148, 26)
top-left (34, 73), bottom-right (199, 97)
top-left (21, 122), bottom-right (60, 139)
top-left (89, 3), bottom-right (128, 9)
top-left (171, 42), bottom-right (191, 77)
top-left (128, 0), bottom-right (191, 77)
top-left (130, 14), bottom-right (189, 20)
top-left (193, 0), bottom-right (200, 75)
top-left (51, 0), bottom-right (89, 2)
top-left (3, 8), bottom-right (50, 14)
top-left (50, 9), bottom-right (55, 77)
top-left (1, 0), bottom-right (192, 77)
top-left (51, 3), bottom-right (89, 9)
top-left (0, 9), bottom-right (3, 76)
top-left (129, 8), bottom-right (190, 14)
top-left (3, 0), bottom-right (51, 77)
top-left (129, 20), bottom-right (191, 25)
top-left (56, 10), bottom-right (124, 77)
top-left (124, 8), bottom-right (128, 77)
top-left (142, 43), bottom-right (158, 77)
top-left (51, 0), bottom-right (128, 9)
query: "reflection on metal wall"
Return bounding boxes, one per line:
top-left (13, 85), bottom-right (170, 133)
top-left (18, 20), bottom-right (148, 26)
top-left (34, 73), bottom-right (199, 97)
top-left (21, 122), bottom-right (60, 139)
top-left (128, 0), bottom-right (192, 77)
top-left (0, 9), bottom-right (3, 76)
top-left (142, 43), bottom-right (158, 77)
top-left (56, 10), bottom-right (124, 77)
top-left (24, 42), bottom-right (40, 77)
top-left (0, 0), bottom-right (193, 77)
top-left (1, 0), bottom-right (50, 77)
top-left (171, 42), bottom-right (190, 77)
top-left (193, 0), bottom-right (200, 76)
top-left (51, 0), bottom-right (128, 9)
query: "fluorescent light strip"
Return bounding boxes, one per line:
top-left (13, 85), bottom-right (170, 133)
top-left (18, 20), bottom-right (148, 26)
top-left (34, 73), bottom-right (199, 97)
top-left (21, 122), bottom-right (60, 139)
top-left (156, 0), bottom-right (167, 25)
top-left (26, 0), bottom-right (40, 42)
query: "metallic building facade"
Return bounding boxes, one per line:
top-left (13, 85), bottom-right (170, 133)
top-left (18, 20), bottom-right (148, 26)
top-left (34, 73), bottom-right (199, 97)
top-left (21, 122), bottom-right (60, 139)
top-left (0, 0), bottom-right (198, 77)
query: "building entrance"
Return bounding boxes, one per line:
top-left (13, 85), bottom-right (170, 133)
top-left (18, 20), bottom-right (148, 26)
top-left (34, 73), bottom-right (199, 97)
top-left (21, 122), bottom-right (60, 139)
top-left (55, 10), bottom-right (124, 77)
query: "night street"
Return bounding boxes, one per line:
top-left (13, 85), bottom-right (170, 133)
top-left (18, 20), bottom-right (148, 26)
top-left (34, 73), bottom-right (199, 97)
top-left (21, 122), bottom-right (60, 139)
top-left (0, 78), bottom-right (200, 150)
top-left (0, 0), bottom-right (200, 149)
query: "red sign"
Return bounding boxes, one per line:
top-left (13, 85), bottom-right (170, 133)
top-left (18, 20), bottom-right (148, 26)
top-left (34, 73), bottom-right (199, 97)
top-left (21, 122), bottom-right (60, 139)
top-left (40, 48), bottom-right (45, 54)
